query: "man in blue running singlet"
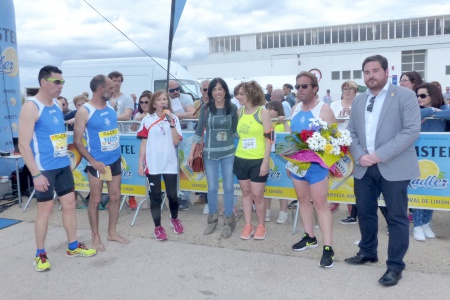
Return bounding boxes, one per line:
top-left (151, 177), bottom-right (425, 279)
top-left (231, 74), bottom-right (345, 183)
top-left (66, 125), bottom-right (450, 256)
top-left (74, 75), bottom-right (129, 251)
top-left (289, 72), bottom-right (337, 268)
top-left (19, 66), bottom-right (96, 272)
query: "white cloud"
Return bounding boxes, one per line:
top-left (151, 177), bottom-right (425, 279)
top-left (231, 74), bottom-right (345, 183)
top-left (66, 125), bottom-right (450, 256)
top-left (10, 0), bottom-right (450, 89)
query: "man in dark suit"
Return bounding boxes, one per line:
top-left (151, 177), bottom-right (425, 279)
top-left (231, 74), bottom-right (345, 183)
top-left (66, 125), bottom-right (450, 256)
top-left (345, 55), bottom-right (421, 286)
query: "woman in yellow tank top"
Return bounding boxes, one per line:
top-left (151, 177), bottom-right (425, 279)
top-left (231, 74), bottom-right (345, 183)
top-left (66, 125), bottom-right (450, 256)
top-left (233, 81), bottom-right (273, 240)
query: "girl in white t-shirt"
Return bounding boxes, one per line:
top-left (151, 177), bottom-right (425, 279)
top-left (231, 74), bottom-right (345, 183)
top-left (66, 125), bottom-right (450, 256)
top-left (137, 91), bottom-right (183, 241)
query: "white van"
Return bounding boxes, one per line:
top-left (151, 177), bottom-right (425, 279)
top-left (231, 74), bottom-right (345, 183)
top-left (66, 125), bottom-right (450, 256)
top-left (60, 57), bottom-right (201, 108)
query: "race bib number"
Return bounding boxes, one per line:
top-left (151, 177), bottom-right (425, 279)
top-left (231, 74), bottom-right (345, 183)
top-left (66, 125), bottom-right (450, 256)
top-left (50, 133), bottom-right (68, 157)
top-left (99, 128), bottom-right (120, 152)
top-left (286, 161), bottom-right (306, 177)
top-left (242, 138), bottom-right (256, 150)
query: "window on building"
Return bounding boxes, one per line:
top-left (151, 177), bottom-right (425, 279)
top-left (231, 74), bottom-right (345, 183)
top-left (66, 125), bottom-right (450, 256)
top-left (396, 21), bottom-right (403, 38)
top-left (293, 31), bottom-right (299, 46)
top-left (352, 26), bottom-right (359, 42)
top-left (444, 16), bottom-right (450, 34)
top-left (268, 33), bottom-right (274, 48)
top-left (287, 32), bottom-right (292, 47)
top-left (353, 70), bottom-right (362, 79)
top-left (360, 24), bottom-right (367, 41)
top-left (274, 32), bottom-right (280, 48)
top-left (411, 19), bottom-right (419, 37)
top-left (225, 38), bottom-right (230, 51)
top-left (280, 32), bottom-right (286, 47)
top-left (332, 28), bottom-right (338, 43)
top-left (345, 27), bottom-right (352, 42)
top-left (332, 71), bottom-right (340, 80)
top-left (342, 71), bottom-right (351, 80)
top-left (404, 20), bottom-right (411, 38)
top-left (446, 65), bottom-right (450, 75)
top-left (306, 30), bottom-right (312, 45)
top-left (312, 30), bottom-right (317, 45)
top-left (389, 21), bottom-right (395, 39)
top-left (319, 28), bottom-right (325, 44)
top-left (215, 39), bottom-right (220, 52)
top-left (381, 22), bottom-right (388, 39)
top-left (325, 28), bottom-right (331, 43)
top-left (262, 34), bottom-right (268, 49)
top-left (339, 28), bottom-right (345, 43)
top-left (367, 25), bottom-right (373, 41)
top-left (428, 18), bottom-right (435, 36)
top-left (236, 37), bottom-right (240, 51)
top-left (436, 17), bottom-right (442, 35)
top-left (231, 37), bottom-right (236, 51)
top-left (419, 18), bottom-right (426, 36)
top-left (299, 30), bottom-right (305, 46)
top-left (374, 24), bottom-right (381, 40)
top-left (402, 50), bottom-right (426, 79)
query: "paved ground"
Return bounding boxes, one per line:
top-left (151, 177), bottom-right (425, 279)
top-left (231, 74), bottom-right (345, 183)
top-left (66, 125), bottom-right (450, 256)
top-left (1, 195), bottom-right (450, 299)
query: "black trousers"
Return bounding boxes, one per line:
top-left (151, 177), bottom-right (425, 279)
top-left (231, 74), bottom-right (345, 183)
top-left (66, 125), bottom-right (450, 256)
top-left (354, 165), bottom-right (410, 273)
top-left (146, 174), bottom-right (179, 227)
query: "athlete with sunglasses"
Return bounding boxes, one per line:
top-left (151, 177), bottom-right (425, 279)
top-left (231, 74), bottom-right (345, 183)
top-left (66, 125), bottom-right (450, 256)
top-left (19, 65), bottom-right (96, 272)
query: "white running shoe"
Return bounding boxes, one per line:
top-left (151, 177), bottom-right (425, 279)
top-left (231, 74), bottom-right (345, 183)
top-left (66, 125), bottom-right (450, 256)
top-left (422, 223), bottom-right (435, 239)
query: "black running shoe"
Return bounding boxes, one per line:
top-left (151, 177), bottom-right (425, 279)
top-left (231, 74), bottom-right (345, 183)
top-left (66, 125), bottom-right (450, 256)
top-left (319, 245), bottom-right (334, 268)
top-left (292, 233), bottom-right (318, 251)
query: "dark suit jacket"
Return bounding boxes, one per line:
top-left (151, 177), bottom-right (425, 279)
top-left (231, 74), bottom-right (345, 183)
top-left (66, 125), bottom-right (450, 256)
top-left (347, 83), bottom-right (421, 181)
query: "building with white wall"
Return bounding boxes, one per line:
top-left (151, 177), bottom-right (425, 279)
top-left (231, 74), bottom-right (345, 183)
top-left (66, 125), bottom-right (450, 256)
top-left (187, 15), bottom-right (450, 99)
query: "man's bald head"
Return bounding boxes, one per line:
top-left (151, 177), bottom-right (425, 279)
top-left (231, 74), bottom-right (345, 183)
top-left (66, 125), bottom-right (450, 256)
top-left (270, 89), bottom-right (284, 102)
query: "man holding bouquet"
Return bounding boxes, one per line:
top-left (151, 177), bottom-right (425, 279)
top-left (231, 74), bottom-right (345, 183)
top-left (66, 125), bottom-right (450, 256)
top-left (346, 55), bottom-right (421, 286)
top-left (287, 71), bottom-right (337, 268)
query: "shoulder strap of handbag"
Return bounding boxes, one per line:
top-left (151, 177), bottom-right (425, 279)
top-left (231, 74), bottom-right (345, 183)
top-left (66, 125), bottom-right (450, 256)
top-left (146, 116), bottom-right (165, 133)
top-left (193, 102), bottom-right (203, 117)
top-left (200, 108), bottom-right (207, 146)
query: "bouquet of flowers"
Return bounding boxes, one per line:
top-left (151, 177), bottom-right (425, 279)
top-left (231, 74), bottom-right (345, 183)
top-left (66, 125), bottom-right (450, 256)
top-left (275, 118), bottom-right (352, 173)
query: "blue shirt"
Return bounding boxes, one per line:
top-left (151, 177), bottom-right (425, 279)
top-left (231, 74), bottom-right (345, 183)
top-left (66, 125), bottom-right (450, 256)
top-left (84, 103), bottom-right (121, 165)
top-left (29, 98), bottom-right (70, 170)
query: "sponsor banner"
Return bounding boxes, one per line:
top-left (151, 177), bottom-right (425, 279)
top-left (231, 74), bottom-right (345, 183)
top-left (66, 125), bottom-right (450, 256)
top-left (180, 132), bottom-right (450, 211)
top-left (67, 133), bottom-right (147, 196)
top-left (65, 131), bottom-right (450, 211)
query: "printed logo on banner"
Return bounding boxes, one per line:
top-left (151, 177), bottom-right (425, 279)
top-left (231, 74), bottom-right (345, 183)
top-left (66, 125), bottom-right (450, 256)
top-left (0, 47), bottom-right (19, 77)
top-left (409, 159), bottom-right (449, 190)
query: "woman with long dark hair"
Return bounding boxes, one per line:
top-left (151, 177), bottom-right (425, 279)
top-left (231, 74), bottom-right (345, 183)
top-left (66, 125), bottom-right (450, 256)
top-left (411, 83), bottom-right (450, 241)
top-left (188, 78), bottom-right (238, 238)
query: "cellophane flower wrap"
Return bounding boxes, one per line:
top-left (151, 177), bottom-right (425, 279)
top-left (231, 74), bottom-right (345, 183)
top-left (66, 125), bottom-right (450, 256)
top-left (275, 118), bottom-right (352, 173)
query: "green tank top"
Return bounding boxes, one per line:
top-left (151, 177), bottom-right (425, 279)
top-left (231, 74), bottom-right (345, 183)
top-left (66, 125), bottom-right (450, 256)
top-left (235, 106), bottom-right (266, 159)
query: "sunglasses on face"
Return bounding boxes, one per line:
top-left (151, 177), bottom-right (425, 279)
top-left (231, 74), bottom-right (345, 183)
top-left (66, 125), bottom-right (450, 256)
top-left (295, 84), bottom-right (312, 90)
top-left (140, 101), bottom-right (149, 104)
top-left (203, 88), bottom-right (208, 92)
top-left (367, 96), bottom-right (376, 112)
top-left (45, 78), bottom-right (65, 85)
top-left (417, 94), bottom-right (429, 99)
top-left (168, 87), bottom-right (181, 93)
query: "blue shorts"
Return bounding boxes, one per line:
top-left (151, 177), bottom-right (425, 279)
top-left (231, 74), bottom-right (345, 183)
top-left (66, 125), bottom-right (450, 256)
top-left (290, 163), bottom-right (328, 185)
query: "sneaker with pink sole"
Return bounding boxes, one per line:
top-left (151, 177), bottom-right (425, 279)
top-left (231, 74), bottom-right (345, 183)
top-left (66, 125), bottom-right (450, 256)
top-left (154, 226), bottom-right (167, 241)
top-left (240, 224), bottom-right (254, 240)
top-left (254, 224), bottom-right (266, 240)
top-left (170, 218), bottom-right (184, 234)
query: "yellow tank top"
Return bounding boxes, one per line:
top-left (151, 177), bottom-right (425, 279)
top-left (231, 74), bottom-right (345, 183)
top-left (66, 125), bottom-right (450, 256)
top-left (273, 121), bottom-right (290, 132)
top-left (236, 106), bottom-right (265, 159)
